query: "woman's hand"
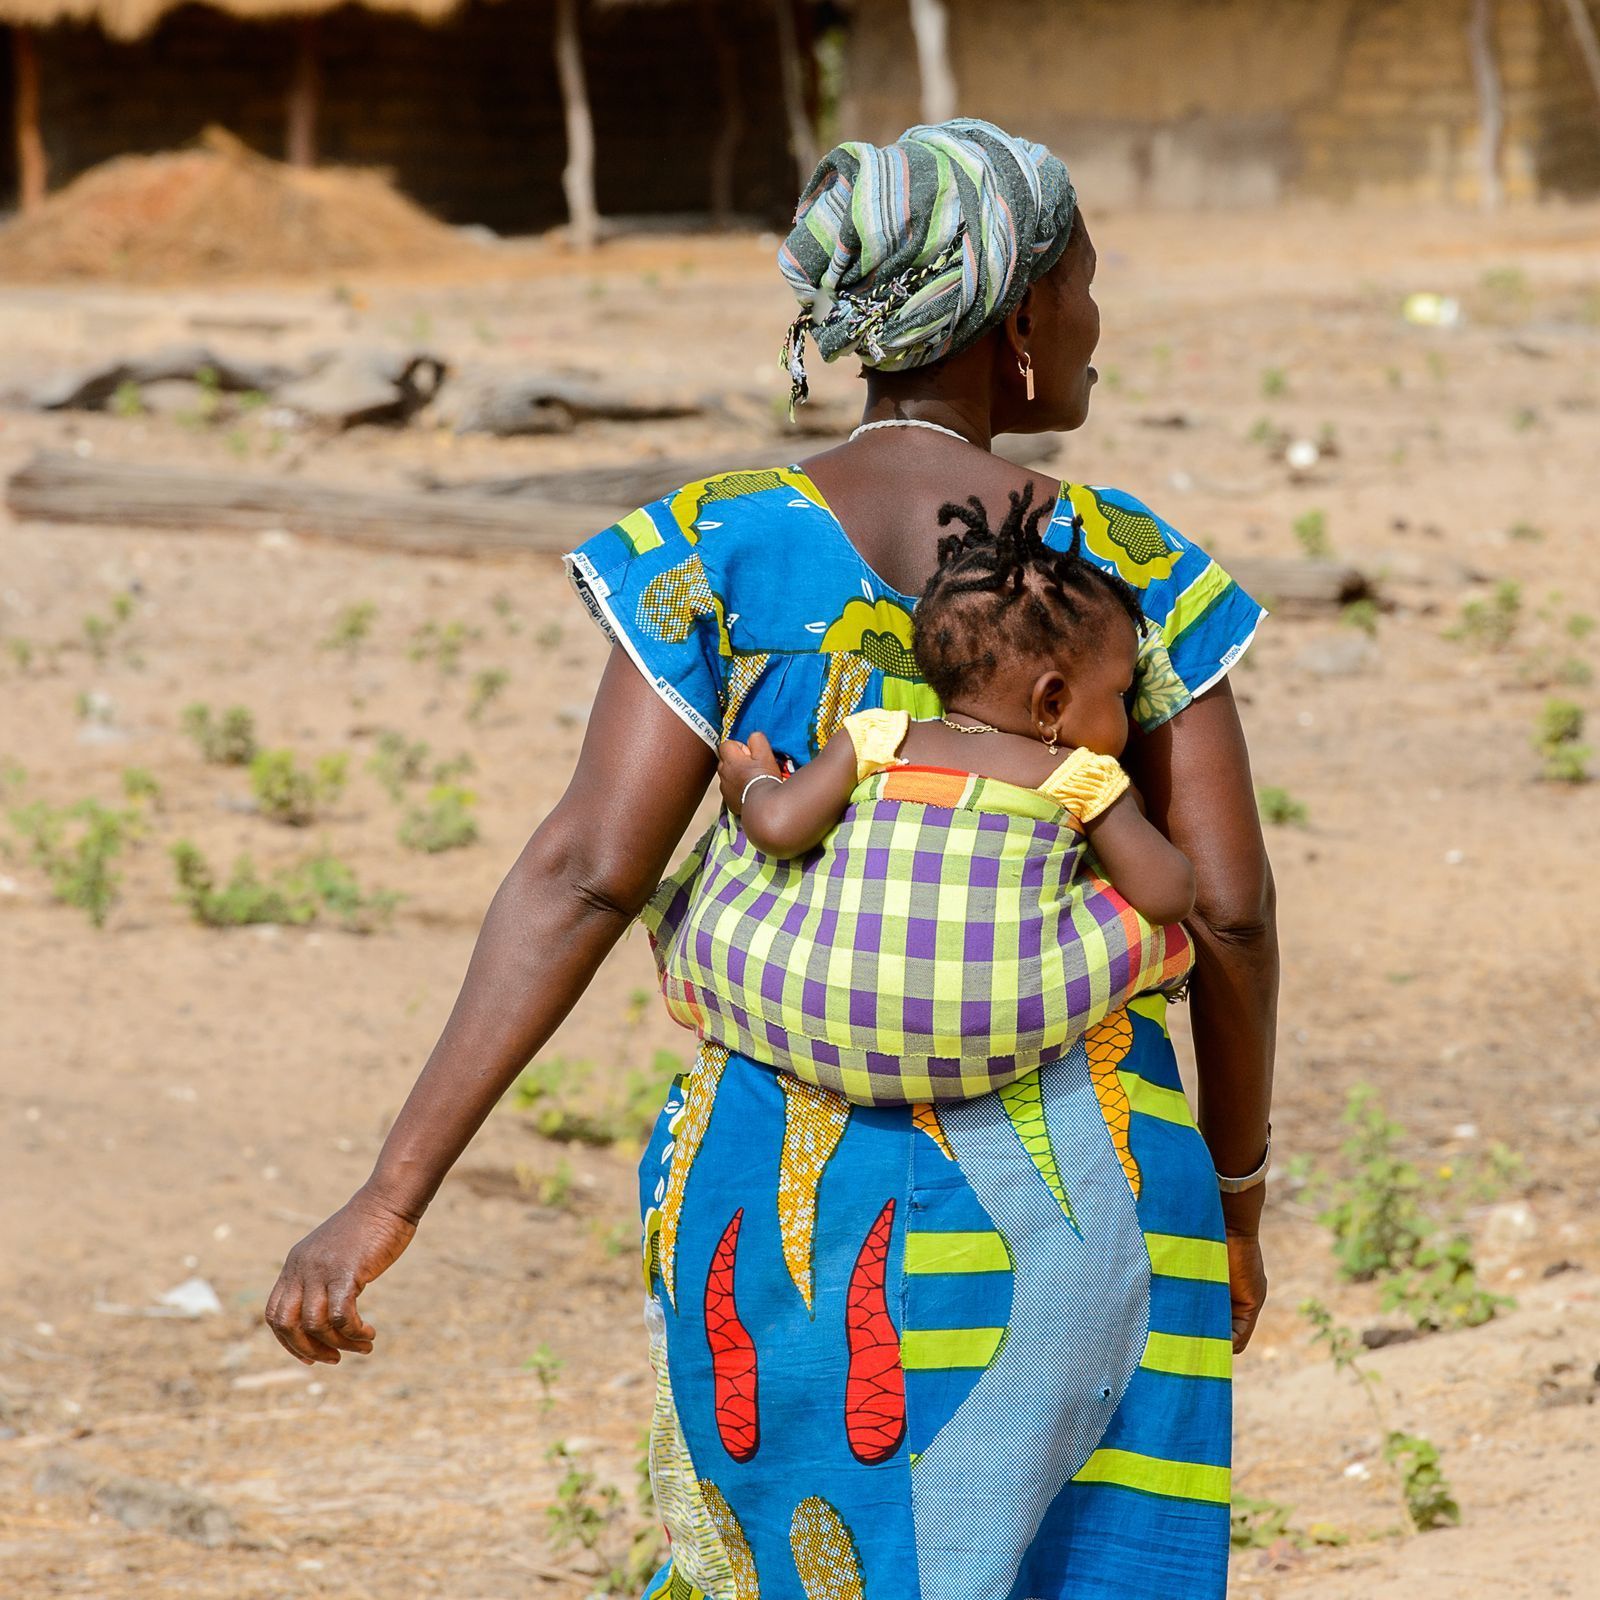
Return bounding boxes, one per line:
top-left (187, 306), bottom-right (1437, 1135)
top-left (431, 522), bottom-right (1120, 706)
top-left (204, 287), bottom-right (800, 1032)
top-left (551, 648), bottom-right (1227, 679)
top-left (718, 731), bottom-right (783, 814)
top-left (265, 1187), bottom-right (418, 1365)
top-left (1222, 1184), bottom-right (1268, 1353)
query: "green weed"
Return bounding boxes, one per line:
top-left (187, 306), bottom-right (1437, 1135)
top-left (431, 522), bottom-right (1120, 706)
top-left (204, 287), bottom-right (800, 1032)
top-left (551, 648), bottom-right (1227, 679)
top-left (398, 784), bottom-right (479, 853)
top-left (1302, 1300), bottom-right (1457, 1536)
top-left (1292, 509), bottom-right (1331, 559)
top-left (1379, 1234), bottom-right (1513, 1331)
top-left (182, 703), bottom-right (258, 765)
top-left (1342, 598), bottom-right (1379, 637)
top-left (533, 620), bottom-right (564, 651)
top-left (322, 602), bottom-right (378, 656)
top-left (523, 1342), bottom-right (563, 1413)
top-left (1534, 699), bottom-right (1591, 784)
top-left (408, 619), bottom-right (481, 676)
top-left (510, 1050), bottom-right (680, 1148)
top-left (121, 767), bottom-right (161, 807)
top-left (7, 638), bottom-right (33, 672)
top-left (110, 379), bottom-right (145, 418)
top-left (10, 797), bottom-right (141, 927)
top-left (1260, 367), bottom-right (1288, 398)
top-left (1256, 786), bottom-right (1309, 827)
top-left (1508, 521), bottom-right (1544, 543)
top-left (466, 667), bottom-right (509, 723)
top-left (1445, 581), bottom-right (1521, 651)
top-left (1230, 1496), bottom-right (1347, 1552)
top-left (1383, 1433), bottom-right (1461, 1532)
top-left (249, 748), bottom-right (348, 827)
top-left (172, 841), bottom-right (398, 931)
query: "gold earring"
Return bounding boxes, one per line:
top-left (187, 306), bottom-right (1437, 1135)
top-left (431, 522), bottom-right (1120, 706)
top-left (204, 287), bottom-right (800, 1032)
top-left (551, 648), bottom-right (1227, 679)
top-left (1039, 722), bottom-right (1058, 755)
top-left (1020, 350), bottom-right (1035, 402)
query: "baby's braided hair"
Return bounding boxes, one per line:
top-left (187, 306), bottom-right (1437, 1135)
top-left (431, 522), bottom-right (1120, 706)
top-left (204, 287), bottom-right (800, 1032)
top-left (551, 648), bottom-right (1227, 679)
top-left (911, 481), bottom-right (1147, 705)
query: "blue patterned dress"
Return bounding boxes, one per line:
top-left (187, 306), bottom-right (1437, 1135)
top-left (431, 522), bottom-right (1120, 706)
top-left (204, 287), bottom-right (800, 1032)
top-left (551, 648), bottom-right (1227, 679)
top-left (566, 467), bottom-right (1265, 1600)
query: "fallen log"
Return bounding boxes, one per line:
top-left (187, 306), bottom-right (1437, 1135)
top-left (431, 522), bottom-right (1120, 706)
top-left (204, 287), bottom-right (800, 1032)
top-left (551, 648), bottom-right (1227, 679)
top-left (5, 452), bottom-right (599, 557)
top-left (5, 452), bottom-right (1378, 606)
top-left (1223, 557), bottom-right (1373, 609)
top-left (31, 344), bottom-right (296, 411)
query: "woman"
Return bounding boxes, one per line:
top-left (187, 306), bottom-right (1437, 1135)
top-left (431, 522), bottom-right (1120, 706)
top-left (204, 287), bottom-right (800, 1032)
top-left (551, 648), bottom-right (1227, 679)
top-left (267, 119), bottom-right (1276, 1600)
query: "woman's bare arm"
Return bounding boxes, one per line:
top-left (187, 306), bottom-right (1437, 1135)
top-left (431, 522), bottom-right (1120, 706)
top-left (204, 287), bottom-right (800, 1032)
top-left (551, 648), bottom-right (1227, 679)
top-left (1126, 679), bottom-right (1277, 1351)
top-left (265, 648), bottom-right (716, 1365)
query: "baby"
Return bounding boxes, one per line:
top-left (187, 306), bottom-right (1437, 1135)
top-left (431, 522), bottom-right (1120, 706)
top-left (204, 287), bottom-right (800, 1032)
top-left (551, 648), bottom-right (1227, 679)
top-left (719, 487), bottom-right (1195, 928)
top-left (641, 483), bottom-right (1196, 1104)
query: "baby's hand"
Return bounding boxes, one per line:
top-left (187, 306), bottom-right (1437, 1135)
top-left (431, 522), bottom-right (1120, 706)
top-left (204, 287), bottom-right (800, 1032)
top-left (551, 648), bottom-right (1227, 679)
top-left (718, 731), bottom-right (783, 814)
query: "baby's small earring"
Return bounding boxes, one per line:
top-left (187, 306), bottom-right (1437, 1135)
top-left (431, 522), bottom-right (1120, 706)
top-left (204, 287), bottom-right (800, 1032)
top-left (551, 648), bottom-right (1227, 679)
top-left (1039, 723), bottom-right (1059, 755)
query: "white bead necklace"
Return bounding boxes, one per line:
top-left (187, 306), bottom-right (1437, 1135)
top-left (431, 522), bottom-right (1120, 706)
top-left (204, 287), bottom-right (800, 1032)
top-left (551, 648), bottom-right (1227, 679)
top-left (848, 417), bottom-right (979, 446)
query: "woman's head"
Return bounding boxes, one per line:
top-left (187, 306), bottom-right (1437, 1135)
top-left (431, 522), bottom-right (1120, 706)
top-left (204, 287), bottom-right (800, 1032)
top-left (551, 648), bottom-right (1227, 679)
top-left (778, 119), bottom-right (1095, 433)
top-left (912, 483), bottom-right (1145, 757)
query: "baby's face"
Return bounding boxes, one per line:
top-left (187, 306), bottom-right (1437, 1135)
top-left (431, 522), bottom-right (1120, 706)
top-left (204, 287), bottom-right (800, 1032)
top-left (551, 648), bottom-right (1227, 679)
top-left (1053, 616), bottom-right (1139, 758)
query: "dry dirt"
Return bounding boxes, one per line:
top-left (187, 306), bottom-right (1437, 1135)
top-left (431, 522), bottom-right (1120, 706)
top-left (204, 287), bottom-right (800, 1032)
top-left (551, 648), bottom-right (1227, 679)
top-left (2, 204), bottom-right (1598, 1599)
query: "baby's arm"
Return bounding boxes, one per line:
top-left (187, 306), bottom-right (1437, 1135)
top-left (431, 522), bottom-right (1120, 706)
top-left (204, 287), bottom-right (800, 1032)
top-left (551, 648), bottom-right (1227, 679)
top-left (1085, 790), bottom-right (1197, 924)
top-left (718, 730), bottom-right (859, 857)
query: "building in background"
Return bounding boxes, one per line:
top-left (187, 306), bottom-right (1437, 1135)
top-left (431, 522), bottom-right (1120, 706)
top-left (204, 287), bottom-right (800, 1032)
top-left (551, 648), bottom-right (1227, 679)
top-left (3, 0), bottom-right (1600, 230)
top-left (0, 0), bottom-right (804, 231)
top-left (847, 0), bottom-right (1600, 208)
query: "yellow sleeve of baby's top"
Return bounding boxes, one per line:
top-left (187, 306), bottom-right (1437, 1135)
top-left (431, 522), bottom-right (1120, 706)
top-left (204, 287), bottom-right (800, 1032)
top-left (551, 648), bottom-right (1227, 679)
top-left (1036, 747), bottom-right (1130, 822)
top-left (840, 708), bottom-right (911, 782)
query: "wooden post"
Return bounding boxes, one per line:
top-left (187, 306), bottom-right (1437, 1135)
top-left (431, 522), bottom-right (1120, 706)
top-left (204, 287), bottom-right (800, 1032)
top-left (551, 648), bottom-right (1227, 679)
top-left (772, 0), bottom-right (817, 188)
top-left (698, 0), bottom-right (743, 225)
top-left (12, 26), bottom-right (47, 214)
top-left (285, 17), bottom-right (320, 168)
top-left (1555, 0), bottom-right (1600, 111)
top-left (1468, 0), bottom-right (1503, 211)
top-left (553, 0), bottom-right (599, 250)
top-left (907, 0), bottom-right (957, 124)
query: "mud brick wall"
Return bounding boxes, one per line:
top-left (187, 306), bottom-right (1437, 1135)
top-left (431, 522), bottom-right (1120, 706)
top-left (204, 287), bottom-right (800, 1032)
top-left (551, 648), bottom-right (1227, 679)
top-left (840, 0), bottom-right (1600, 207)
top-left (27, 0), bottom-right (796, 233)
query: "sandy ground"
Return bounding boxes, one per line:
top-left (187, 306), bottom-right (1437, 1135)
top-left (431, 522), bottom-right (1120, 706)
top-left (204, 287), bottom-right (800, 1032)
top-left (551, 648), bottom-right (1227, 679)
top-left (2, 203), bottom-right (1599, 1599)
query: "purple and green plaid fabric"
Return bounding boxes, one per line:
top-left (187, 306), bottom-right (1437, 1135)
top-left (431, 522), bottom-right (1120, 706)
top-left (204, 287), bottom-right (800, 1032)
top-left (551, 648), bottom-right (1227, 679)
top-left (641, 766), bottom-right (1194, 1105)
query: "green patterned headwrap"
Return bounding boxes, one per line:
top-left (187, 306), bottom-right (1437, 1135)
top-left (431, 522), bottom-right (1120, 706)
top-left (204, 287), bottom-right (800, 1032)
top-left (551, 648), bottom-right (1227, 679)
top-left (778, 118), bottom-right (1078, 415)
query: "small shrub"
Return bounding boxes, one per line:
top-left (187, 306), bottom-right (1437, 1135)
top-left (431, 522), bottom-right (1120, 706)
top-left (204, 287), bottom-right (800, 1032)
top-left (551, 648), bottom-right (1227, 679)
top-left (1508, 520), bottom-right (1544, 543)
top-left (1341, 598), bottom-right (1379, 637)
top-left (533, 620), bottom-right (565, 651)
top-left (322, 602), bottom-right (378, 656)
top-left (1260, 366), bottom-right (1288, 398)
top-left (408, 619), bottom-right (481, 676)
top-left (249, 749), bottom-right (347, 826)
top-left (1311, 1085), bottom-right (1431, 1281)
top-left (1383, 1432), bottom-right (1460, 1532)
top-left (111, 380), bottom-right (145, 418)
top-left (1256, 786), bottom-right (1309, 827)
top-left (398, 784), bottom-right (479, 853)
top-left (368, 730), bottom-right (431, 799)
top-left (171, 840), bottom-right (397, 932)
top-left (1378, 1234), bottom-right (1514, 1331)
top-left (466, 667), bottom-right (510, 723)
top-left (510, 1050), bottom-right (680, 1148)
top-left (7, 638), bottom-right (33, 672)
top-left (1534, 699), bottom-right (1591, 784)
top-left (523, 1341), bottom-right (564, 1413)
top-left (182, 703), bottom-right (257, 765)
top-left (121, 767), bottom-right (161, 807)
top-left (1565, 612), bottom-right (1595, 641)
top-left (1445, 581), bottom-right (1521, 651)
top-left (10, 797), bottom-right (140, 928)
top-left (1292, 509), bottom-right (1330, 559)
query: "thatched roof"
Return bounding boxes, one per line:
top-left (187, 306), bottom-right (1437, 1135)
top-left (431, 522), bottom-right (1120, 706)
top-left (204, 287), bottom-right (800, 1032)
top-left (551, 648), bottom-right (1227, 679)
top-left (0, 0), bottom-right (678, 40)
top-left (0, 0), bottom-right (478, 42)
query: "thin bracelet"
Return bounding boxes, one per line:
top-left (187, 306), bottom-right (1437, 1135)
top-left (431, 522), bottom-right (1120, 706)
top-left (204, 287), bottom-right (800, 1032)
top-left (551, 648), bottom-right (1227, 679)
top-left (740, 773), bottom-right (784, 808)
top-left (1216, 1123), bottom-right (1272, 1193)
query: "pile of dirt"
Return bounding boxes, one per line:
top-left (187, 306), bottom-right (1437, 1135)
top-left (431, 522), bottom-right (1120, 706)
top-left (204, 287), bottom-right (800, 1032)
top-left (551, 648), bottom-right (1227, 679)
top-left (0, 128), bottom-right (483, 284)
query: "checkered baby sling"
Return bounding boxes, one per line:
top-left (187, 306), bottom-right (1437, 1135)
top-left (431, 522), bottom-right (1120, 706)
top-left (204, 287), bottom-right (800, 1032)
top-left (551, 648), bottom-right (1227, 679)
top-left (639, 714), bottom-right (1194, 1106)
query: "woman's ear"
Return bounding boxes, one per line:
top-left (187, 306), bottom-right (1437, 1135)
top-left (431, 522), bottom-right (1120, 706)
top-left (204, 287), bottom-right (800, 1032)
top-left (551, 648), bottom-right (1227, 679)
top-left (1029, 669), bottom-right (1070, 736)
